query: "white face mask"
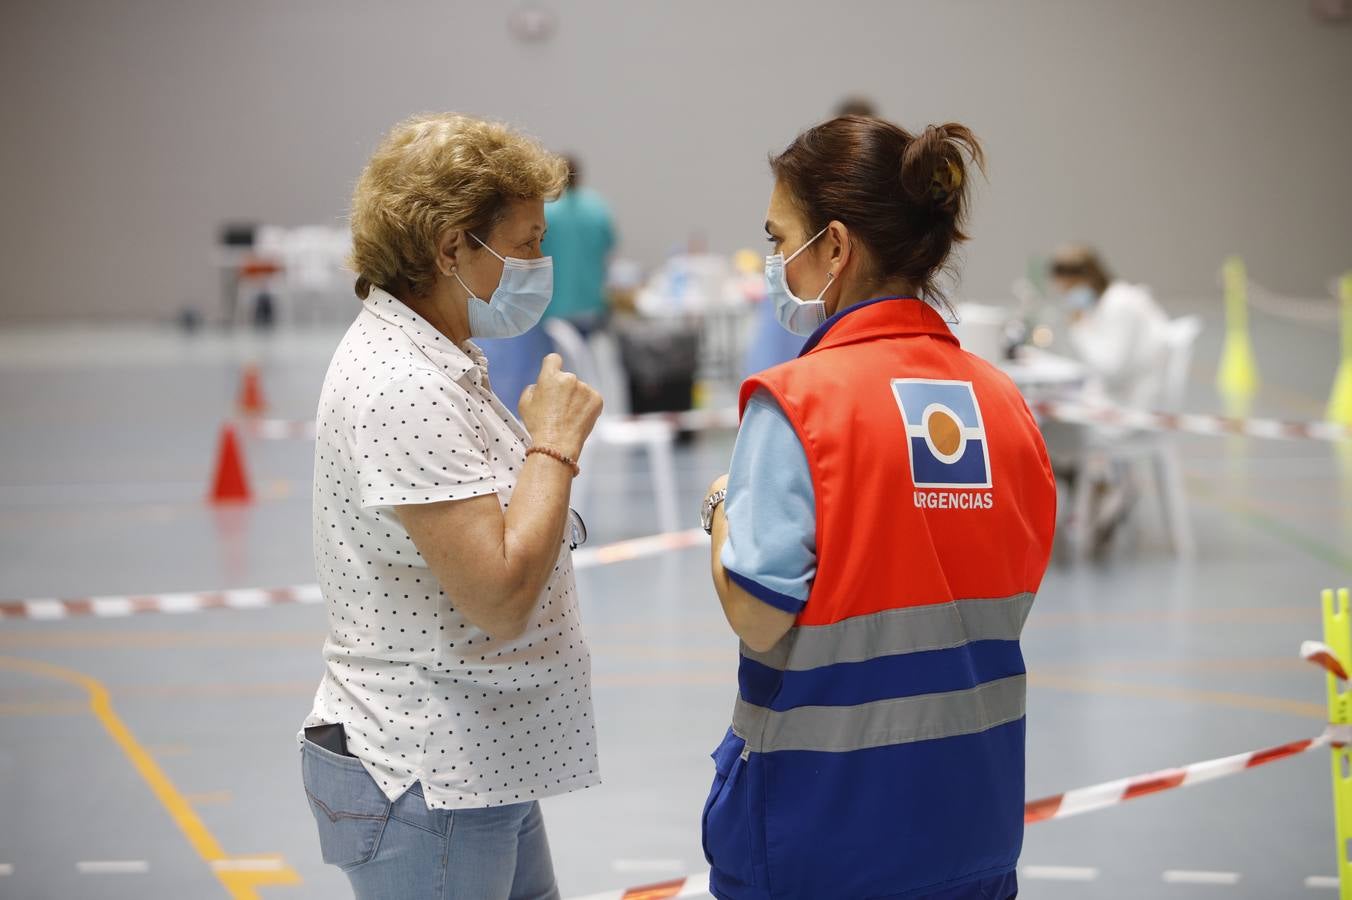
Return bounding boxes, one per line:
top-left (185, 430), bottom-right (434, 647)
top-left (454, 233), bottom-right (553, 339)
top-left (765, 226), bottom-right (835, 336)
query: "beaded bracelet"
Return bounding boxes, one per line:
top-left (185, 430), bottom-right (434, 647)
top-left (526, 446), bottom-right (581, 477)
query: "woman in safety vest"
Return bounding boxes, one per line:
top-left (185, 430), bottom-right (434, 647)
top-left (698, 115), bottom-right (1057, 900)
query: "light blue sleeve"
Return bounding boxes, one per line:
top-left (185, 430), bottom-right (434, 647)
top-left (719, 389), bottom-right (818, 614)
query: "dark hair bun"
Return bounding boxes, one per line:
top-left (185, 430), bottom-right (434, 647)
top-left (770, 116), bottom-right (986, 302)
top-left (900, 123), bottom-right (985, 216)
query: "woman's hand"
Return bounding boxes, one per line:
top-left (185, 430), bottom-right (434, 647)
top-left (518, 353), bottom-right (603, 460)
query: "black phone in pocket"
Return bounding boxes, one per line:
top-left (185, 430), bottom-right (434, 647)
top-left (304, 723), bottom-right (351, 757)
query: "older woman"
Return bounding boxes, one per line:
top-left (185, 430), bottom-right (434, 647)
top-left (298, 114), bottom-right (603, 900)
top-left (699, 117), bottom-right (1058, 899)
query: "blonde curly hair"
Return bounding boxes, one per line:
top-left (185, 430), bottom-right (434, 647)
top-left (349, 113), bottom-right (568, 300)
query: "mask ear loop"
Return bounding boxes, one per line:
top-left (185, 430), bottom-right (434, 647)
top-left (813, 225), bottom-right (847, 304)
top-left (784, 225), bottom-right (831, 265)
top-left (455, 231), bottom-right (506, 301)
top-left (468, 231), bottom-right (507, 264)
top-left (784, 224), bottom-right (836, 306)
top-left (813, 271), bottom-right (836, 303)
top-left (452, 270), bottom-right (481, 302)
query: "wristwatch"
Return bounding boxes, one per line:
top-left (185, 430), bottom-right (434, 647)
top-left (566, 508), bottom-right (587, 551)
top-left (701, 488), bottom-right (728, 535)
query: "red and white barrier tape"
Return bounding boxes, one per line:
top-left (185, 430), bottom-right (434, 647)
top-left (1025, 644), bottom-right (1350, 822)
top-left (583, 647), bottom-right (1345, 897)
top-left (241, 400), bottom-right (1351, 444)
top-left (0, 585), bottom-right (324, 620)
top-left (649, 401), bottom-right (1352, 443)
top-left (1031, 399), bottom-right (1352, 443)
top-left (235, 409), bottom-right (740, 443)
top-left (0, 529), bottom-right (709, 620)
top-left (572, 529), bottom-right (708, 569)
top-left (1024, 730), bottom-right (1334, 824)
top-left (571, 873), bottom-right (711, 900)
top-left (574, 727), bottom-right (1339, 899)
top-left (1303, 639), bottom-right (1349, 680)
top-left (235, 418), bottom-right (317, 441)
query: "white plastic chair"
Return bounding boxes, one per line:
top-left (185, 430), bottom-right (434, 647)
top-left (1066, 315), bottom-right (1202, 561)
top-left (952, 303), bottom-right (1009, 364)
top-left (574, 329), bottom-right (632, 417)
top-left (542, 318), bottom-right (681, 534)
top-left (226, 225), bottom-right (289, 327)
top-left (279, 226), bottom-right (352, 324)
top-left (234, 225), bottom-right (354, 325)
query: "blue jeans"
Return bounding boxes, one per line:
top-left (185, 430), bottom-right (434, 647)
top-left (301, 739), bottom-right (561, 899)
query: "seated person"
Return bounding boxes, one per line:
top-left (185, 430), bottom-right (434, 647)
top-left (1051, 244), bottom-right (1171, 410)
top-left (1044, 244), bottom-right (1172, 552)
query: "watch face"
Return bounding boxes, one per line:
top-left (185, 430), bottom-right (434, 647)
top-left (567, 508), bottom-right (587, 549)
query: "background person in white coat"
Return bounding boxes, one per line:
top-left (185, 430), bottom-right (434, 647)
top-left (1044, 244), bottom-right (1172, 552)
top-left (1051, 244), bottom-right (1172, 410)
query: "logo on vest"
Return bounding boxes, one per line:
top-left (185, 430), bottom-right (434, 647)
top-left (891, 379), bottom-right (994, 507)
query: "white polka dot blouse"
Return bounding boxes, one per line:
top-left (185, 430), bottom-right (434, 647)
top-left (298, 287), bottom-right (599, 809)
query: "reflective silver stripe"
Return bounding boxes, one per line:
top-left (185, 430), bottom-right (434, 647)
top-left (733, 674), bottom-right (1026, 754)
top-left (742, 593), bottom-right (1034, 672)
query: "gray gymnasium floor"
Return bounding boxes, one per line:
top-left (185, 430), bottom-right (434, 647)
top-left (1, 297), bottom-right (1348, 899)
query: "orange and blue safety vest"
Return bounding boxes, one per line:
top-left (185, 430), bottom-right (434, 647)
top-left (703, 297), bottom-right (1057, 899)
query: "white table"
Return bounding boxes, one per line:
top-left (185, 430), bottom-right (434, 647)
top-left (998, 348), bottom-right (1086, 393)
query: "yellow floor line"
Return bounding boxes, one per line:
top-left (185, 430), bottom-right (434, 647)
top-left (1027, 671), bottom-right (1324, 719)
top-left (0, 700), bottom-right (88, 716)
top-left (1033, 656), bottom-right (1310, 676)
top-left (0, 656), bottom-right (301, 898)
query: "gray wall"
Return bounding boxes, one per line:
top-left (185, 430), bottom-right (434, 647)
top-left (1, 0), bottom-right (1349, 322)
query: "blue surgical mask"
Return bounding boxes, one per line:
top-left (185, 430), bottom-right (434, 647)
top-left (1065, 285), bottom-right (1097, 312)
top-left (455, 233), bottom-right (553, 339)
top-left (766, 226), bottom-right (834, 336)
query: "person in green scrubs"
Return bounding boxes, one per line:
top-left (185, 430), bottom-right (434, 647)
top-left (541, 156), bottom-right (616, 338)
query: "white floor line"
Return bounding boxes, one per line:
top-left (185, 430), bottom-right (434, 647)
top-left (0, 864), bottom-right (12, 876)
top-left (77, 860), bottom-right (150, 874)
top-left (1305, 875), bottom-right (1340, 890)
top-left (610, 858), bottom-right (686, 874)
top-left (1163, 870), bottom-right (1241, 886)
top-left (676, 871), bottom-right (711, 896)
top-left (1022, 865), bottom-right (1100, 881)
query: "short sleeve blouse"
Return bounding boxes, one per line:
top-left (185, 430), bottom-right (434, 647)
top-left (299, 287), bottom-right (600, 810)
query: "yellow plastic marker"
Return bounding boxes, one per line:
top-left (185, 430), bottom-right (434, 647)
top-left (1327, 274), bottom-right (1352, 426)
top-left (732, 248), bottom-right (762, 276)
top-left (1216, 256), bottom-right (1260, 398)
top-left (1321, 588), bottom-right (1352, 899)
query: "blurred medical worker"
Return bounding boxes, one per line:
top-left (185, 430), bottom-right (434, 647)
top-left (1044, 245), bottom-right (1173, 544)
top-left (1051, 244), bottom-right (1171, 411)
top-left (542, 155), bottom-right (616, 339)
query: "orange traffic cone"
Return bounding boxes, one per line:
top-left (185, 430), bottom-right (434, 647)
top-left (237, 364), bottom-right (268, 416)
top-left (209, 424), bottom-right (252, 504)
